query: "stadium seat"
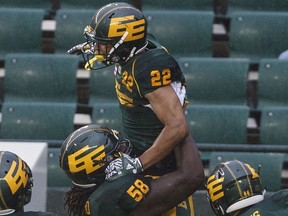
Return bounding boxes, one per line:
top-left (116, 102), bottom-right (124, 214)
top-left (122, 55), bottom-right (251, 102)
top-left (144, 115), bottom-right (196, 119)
top-left (178, 57), bottom-right (249, 105)
top-left (0, 102), bottom-right (76, 140)
top-left (91, 103), bottom-right (122, 132)
top-left (0, 8), bottom-right (45, 60)
top-left (259, 106), bottom-right (288, 145)
top-left (141, 0), bottom-right (213, 11)
top-left (257, 59), bottom-right (288, 108)
top-left (4, 54), bottom-right (78, 103)
top-left (208, 151), bottom-right (285, 191)
top-left (89, 65), bottom-right (117, 105)
top-left (229, 12), bottom-right (288, 63)
top-left (227, 0), bottom-right (288, 14)
top-left (58, 0), bottom-right (133, 9)
top-left (0, 0), bottom-right (51, 8)
top-left (48, 147), bottom-right (72, 187)
top-left (185, 105), bottom-right (249, 144)
top-left (54, 9), bottom-right (95, 54)
top-left (143, 10), bottom-right (214, 58)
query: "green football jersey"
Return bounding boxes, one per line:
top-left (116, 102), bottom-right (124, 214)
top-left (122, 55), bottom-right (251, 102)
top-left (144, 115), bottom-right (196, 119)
top-left (85, 174), bottom-right (195, 216)
top-left (114, 40), bottom-right (186, 174)
top-left (115, 44), bottom-right (185, 152)
top-left (86, 175), bottom-right (153, 216)
top-left (241, 189), bottom-right (288, 216)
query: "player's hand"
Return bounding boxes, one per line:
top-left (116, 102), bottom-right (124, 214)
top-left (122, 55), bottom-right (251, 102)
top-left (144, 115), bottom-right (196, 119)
top-left (105, 153), bottom-right (143, 181)
top-left (67, 42), bottom-right (91, 55)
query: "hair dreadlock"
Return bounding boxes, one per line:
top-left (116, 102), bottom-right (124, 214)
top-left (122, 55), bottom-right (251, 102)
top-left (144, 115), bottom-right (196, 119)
top-left (64, 185), bottom-right (97, 216)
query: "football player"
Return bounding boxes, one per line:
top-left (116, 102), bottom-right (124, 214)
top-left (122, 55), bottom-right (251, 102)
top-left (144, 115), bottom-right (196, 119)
top-left (207, 160), bottom-right (288, 216)
top-left (0, 151), bottom-right (62, 216)
top-left (67, 2), bottom-right (204, 215)
top-left (60, 124), bottom-right (201, 216)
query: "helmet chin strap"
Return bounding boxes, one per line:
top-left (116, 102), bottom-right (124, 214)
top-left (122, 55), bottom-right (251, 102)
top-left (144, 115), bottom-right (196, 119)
top-left (107, 31), bottom-right (129, 63)
top-left (126, 41), bottom-right (148, 62)
top-left (110, 31), bottom-right (128, 55)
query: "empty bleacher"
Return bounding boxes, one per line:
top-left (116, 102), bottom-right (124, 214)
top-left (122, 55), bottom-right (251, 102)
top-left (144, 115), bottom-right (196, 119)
top-left (0, 8), bottom-right (46, 60)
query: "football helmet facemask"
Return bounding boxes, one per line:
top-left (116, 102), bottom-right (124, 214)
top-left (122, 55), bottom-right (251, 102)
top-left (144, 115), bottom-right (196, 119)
top-left (206, 160), bottom-right (264, 216)
top-left (0, 151), bottom-right (33, 212)
top-left (68, 2), bottom-right (148, 70)
top-left (59, 124), bottom-right (133, 188)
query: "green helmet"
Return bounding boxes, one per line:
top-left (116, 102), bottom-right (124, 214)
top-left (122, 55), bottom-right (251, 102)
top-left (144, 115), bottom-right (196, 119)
top-left (0, 151), bottom-right (33, 211)
top-left (59, 124), bottom-right (132, 188)
top-left (206, 160), bottom-right (264, 215)
top-left (82, 2), bottom-right (148, 69)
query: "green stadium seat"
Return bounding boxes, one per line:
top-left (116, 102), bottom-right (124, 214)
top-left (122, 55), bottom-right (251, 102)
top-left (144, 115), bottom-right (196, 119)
top-left (59, 0), bottom-right (133, 10)
top-left (0, 8), bottom-right (45, 60)
top-left (0, 102), bottom-right (76, 140)
top-left (227, 0), bottom-right (288, 14)
top-left (46, 187), bottom-right (68, 215)
top-left (4, 54), bottom-right (78, 103)
top-left (143, 10), bottom-right (214, 58)
top-left (260, 106), bottom-right (288, 145)
top-left (54, 9), bottom-right (95, 54)
top-left (89, 65), bottom-right (117, 105)
top-left (91, 103), bottom-right (122, 132)
top-left (178, 57), bottom-right (249, 105)
top-left (229, 12), bottom-right (288, 63)
top-left (258, 59), bottom-right (288, 108)
top-left (48, 147), bottom-right (72, 187)
top-left (208, 151), bottom-right (285, 191)
top-left (0, 0), bottom-right (52, 10)
top-left (185, 105), bottom-right (249, 144)
top-left (141, 0), bottom-right (213, 11)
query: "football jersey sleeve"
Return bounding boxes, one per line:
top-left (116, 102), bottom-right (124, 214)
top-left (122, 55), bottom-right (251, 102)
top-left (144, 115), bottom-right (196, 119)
top-left (133, 49), bottom-right (185, 97)
top-left (87, 175), bottom-right (153, 216)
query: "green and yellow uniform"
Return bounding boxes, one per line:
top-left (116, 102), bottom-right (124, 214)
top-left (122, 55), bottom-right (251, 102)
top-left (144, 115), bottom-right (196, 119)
top-left (86, 175), bottom-right (152, 216)
top-left (85, 175), bottom-right (194, 216)
top-left (241, 189), bottom-right (288, 216)
top-left (110, 38), bottom-right (194, 216)
top-left (114, 38), bottom-right (186, 175)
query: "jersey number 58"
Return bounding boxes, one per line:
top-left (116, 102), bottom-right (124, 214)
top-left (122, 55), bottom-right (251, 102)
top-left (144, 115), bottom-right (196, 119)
top-left (127, 179), bottom-right (150, 202)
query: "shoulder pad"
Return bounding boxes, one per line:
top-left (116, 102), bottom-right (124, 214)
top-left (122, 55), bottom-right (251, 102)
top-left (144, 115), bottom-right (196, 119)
top-left (134, 49), bottom-right (179, 73)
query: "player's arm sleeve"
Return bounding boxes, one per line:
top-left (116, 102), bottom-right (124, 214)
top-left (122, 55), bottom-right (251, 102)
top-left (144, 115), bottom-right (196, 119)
top-left (118, 175), bottom-right (153, 213)
top-left (133, 53), bottom-right (183, 97)
top-left (89, 175), bottom-right (152, 216)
